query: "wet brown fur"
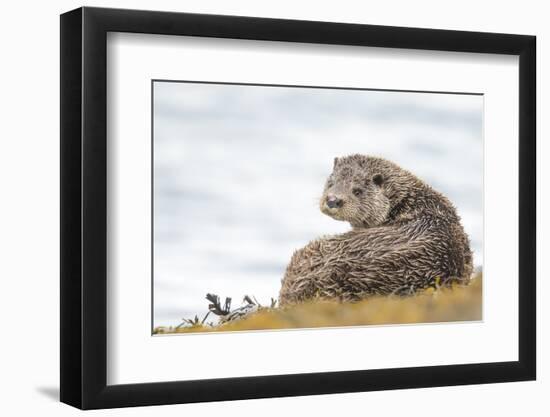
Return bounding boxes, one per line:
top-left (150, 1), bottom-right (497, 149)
top-left (279, 155), bottom-right (473, 305)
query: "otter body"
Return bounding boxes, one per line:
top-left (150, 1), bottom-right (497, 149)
top-left (279, 155), bottom-right (473, 305)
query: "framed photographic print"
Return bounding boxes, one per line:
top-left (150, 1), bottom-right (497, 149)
top-left (60, 6), bottom-right (536, 409)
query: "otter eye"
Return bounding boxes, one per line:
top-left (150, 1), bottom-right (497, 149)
top-left (352, 188), bottom-right (363, 197)
top-left (327, 180), bottom-right (334, 188)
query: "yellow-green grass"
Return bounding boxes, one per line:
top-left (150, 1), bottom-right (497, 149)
top-left (155, 273), bottom-right (482, 334)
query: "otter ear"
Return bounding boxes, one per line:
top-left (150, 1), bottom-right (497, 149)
top-left (333, 157), bottom-right (339, 169)
top-left (372, 173), bottom-right (384, 186)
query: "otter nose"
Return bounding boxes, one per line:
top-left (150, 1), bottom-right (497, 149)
top-left (326, 195), bottom-right (343, 209)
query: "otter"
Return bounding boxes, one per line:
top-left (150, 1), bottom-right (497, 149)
top-left (279, 155), bottom-right (473, 305)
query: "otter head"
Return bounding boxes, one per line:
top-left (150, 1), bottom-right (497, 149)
top-left (320, 155), bottom-right (392, 228)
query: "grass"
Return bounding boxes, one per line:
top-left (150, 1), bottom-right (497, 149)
top-left (154, 273), bottom-right (482, 334)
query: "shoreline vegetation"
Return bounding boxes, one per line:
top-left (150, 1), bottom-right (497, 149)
top-left (154, 272), bottom-right (482, 335)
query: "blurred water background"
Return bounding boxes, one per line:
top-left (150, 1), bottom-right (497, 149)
top-left (153, 81), bottom-right (483, 327)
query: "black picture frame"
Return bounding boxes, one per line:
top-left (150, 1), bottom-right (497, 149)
top-left (60, 6), bottom-right (536, 410)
